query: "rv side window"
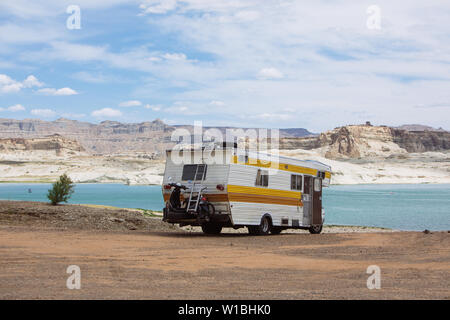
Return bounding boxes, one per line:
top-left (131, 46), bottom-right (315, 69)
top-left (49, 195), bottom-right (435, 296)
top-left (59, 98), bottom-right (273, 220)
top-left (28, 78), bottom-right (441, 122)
top-left (314, 178), bottom-right (322, 192)
top-left (290, 174), bottom-right (303, 191)
top-left (182, 164), bottom-right (207, 181)
top-left (255, 169), bottom-right (269, 187)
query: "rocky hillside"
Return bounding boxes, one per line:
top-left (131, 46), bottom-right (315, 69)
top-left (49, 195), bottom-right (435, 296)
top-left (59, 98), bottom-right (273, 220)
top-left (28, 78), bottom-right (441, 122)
top-left (0, 118), bottom-right (314, 154)
top-left (0, 134), bottom-right (87, 158)
top-left (396, 124), bottom-right (447, 132)
top-left (391, 129), bottom-right (450, 152)
top-left (280, 124), bottom-right (450, 159)
top-left (0, 118), bottom-right (174, 155)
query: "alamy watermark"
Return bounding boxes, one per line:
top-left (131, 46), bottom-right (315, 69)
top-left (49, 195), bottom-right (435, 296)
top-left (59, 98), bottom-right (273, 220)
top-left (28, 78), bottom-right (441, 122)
top-left (66, 265), bottom-right (81, 289)
top-left (366, 5), bottom-right (381, 30)
top-left (366, 265), bottom-right (381, 289)
top-left (66, 5), bottom-right (81, 30)
top-left (169, 121), bottom-right (280, 169)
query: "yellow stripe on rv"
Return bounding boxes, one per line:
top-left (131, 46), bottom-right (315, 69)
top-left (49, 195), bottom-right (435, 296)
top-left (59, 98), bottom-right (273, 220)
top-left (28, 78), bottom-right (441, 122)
top-left (232, 155), bottom-right (327, 177)
top-left (228, 185), bottom-right (301, 199)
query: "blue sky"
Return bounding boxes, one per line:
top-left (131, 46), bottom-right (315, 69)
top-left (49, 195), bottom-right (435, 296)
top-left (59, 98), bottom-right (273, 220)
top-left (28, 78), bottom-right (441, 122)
top-left (1, 0), bottom-right (449, 132)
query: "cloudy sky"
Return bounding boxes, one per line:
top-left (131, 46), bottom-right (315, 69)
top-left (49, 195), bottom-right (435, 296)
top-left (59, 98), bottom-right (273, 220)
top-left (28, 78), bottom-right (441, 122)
top-left (0, 0), bottom-right (449, 131)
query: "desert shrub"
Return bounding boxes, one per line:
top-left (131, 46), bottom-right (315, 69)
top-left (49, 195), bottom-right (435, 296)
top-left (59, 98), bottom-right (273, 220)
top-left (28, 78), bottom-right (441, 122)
top-left (47, 174), bottom-right (75, 205)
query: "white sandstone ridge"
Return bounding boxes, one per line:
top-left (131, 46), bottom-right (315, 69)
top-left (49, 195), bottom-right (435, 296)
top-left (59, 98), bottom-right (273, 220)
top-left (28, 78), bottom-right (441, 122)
top-left (0, 124), bottom-right (449, 185)
top-left (275, 124), bottom-right (450, 184)
top-left (0, 135), bottom-right (164, 185)
top-left (0, 134), bottom-right (87, 159)
top-left (278, 149), bottom-right (450, 185)
top-left (0, 154), bottom-right (165, 185)
top-left (280, 123), bottom-right (450, 159)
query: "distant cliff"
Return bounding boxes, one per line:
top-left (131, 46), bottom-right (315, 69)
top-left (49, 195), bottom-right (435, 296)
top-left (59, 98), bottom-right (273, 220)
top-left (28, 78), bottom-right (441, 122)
top-left (280, 124), bottom-right (450, 159)
top-left (0, 118), bottom-right (314, 154)
top-left (391, 129), bottom-right (450, 152)
top-left (0, 134), bottom-right (86, 157)
top-left (395, 124), bottom-right (447, 132)
top-left (0, 118), bottom-right (174, 154)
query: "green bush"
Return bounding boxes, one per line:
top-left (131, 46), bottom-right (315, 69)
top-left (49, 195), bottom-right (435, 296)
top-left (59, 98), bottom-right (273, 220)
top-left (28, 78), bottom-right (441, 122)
top-left (47, 174), bottom-right (75, 205)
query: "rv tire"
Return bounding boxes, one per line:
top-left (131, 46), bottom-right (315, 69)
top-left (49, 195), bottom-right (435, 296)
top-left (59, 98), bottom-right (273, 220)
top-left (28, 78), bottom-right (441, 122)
top-left (201, 222), bottom-right (222, 235)
top-left (309, 224), bottom-right (323, 234)
top-left (270, 227), bottom-right (283, 235)
top-left (248, 215), bottom-right (271, 235)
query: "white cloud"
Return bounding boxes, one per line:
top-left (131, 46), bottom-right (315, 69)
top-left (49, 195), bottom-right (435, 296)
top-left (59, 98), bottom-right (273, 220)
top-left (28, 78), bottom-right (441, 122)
top-left (38, 87), bottom-right (78, 96)
top-left (2, 1), bottom-right (450, 130)
top-left (5, 104), bottom-right (26, 112)
top-left (91, 108), bottom-right (122, 118)
top-left (163, 52), bottom-right (187, 61)
top-left (0, 83), bottom-right (22, 93)
top-left (23, 75), bottom-right (43, 88)
top-left (61, 112), bottom-right (86, 119)
top-left (252, 112), bottom-right (291, 121)
top-left (148, 56), bottom-right (162, 62)
top-left (257, 68), bottom-right (284, 80)
top-left (140, 0), bottom-right (177, 14)
top-left (119, 100), bottom-right (142, 107)
top-left (144, 104), bottom-right (161, 111)
top-left (165, 105), bottom-right (189, 113)
top-left (234, 10), bottom-right (260, 22)
top-left (135, 0), bottom-right (450, 130)
top-left (0, 74), bottom-right (44, 93)
top-left (139, 0), bottom-right (250, 15)
top-left (209, 100), bottom-right (225, 107)
top-left (0, 74), bottom-right (23, 93)
top-left (31, 108), bottom-right (56, 117)
top-left (72, 71), bottom-right (109, 83)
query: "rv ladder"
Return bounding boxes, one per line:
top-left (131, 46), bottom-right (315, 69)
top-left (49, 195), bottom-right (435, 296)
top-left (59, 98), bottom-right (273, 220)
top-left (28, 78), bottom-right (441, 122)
top-left (186, 165), bottom-right (206, 213)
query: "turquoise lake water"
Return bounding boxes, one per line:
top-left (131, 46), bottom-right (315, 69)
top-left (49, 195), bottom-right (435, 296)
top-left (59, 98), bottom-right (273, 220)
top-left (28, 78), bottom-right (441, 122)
top-left (0, 183), bottom-right (449, 231)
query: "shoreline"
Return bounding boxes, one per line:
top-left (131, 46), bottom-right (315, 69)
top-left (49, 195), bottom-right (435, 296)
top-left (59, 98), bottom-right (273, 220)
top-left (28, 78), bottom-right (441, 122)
top-left (1, 199), bottom-right (449, 232)
top-left (1, 180), bottom-right (450, 186)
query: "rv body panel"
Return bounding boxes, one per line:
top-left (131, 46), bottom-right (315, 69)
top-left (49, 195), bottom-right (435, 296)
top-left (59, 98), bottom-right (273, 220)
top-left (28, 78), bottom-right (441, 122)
top-left (162, 149), bottom-right (232, 219)
top-left (227, 162), bottom-right (306, 227)
top-left (162, 147), bottom-right (331, 230)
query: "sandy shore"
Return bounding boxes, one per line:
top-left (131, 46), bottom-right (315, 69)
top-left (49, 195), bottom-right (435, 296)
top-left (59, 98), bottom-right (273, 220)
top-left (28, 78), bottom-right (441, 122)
top-left (0, 200), bottom-right (449, 299)
top-left (181, 225), bottom-right (395, 234)
top-left (0, 200), bottom-right (390, 234)
top-left (0, 226), bottom-right (448, 299)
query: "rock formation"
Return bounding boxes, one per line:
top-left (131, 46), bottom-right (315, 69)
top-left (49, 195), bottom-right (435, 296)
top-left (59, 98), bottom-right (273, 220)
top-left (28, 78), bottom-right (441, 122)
top-left (0, 118), bottom-right (314, 154)
top-left (280, 124), bottom-right (450, 159)
top-left (0, 134), bottom-right (87, 157)
top-left (0, 118), bottom-right (174, 155)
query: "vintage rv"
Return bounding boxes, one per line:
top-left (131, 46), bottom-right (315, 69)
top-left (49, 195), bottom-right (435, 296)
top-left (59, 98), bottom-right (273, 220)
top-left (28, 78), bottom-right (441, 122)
top-left (162, 143), bottom-right (331, 235)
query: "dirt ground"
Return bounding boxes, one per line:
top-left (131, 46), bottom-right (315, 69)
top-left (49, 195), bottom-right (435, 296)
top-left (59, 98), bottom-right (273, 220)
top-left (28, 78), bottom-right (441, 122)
top-left (0, 201), bottom-right (449, 299)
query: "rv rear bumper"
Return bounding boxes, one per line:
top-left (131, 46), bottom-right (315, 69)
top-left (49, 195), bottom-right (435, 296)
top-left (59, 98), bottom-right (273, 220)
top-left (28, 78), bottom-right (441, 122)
top-left (162, 207), bottom-right (231, 225)
top-left (162, 208), bottom-right (195, 223)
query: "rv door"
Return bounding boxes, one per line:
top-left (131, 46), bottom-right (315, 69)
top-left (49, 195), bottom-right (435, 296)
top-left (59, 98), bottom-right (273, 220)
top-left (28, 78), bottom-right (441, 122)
top-left (302, 176), bottom-right (312, 226)
top-left (312, 178), bottom-right (322, 225)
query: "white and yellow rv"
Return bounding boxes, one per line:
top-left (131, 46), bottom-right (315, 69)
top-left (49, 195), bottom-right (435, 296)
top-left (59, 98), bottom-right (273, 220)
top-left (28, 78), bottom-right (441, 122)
top-left (162, 144), bottom-right (331, 235)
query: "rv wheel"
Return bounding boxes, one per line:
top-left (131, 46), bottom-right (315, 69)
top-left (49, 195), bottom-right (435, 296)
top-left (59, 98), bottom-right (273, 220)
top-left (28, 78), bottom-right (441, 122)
top-left (201, 222), bottom-right (222, 235)
top-left (309, 225), bottom-right (323, 234)
top-left (270, 227), bottom-right (283, 235)
top-left (248, 215), bottom-right (271, 235)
